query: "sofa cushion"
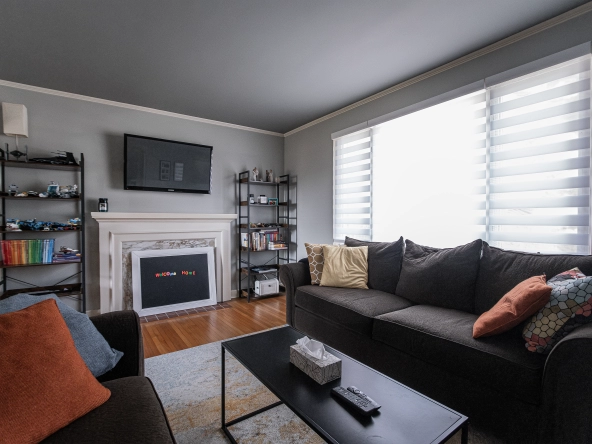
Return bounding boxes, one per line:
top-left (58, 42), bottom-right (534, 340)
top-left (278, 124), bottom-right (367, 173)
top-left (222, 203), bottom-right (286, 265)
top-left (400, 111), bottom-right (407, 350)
top-left (0, 293), bottom-right (123, 377)
top-left (295, 285), bottom-right (412, 337)
top-left (395, 239), bottom-right (482, 313)
top-left (523, 268), bottom-right (592, 354)
top-left (305, 243), bottom-right (328, 285)
top-left (0, 299), bottom-right (111, 444)
top-left (345, 236), bottom-right (404, 294)
top-left (473, 275), bottom-right (551, 338)
top-left (42, 377), bottom-right (175, 443)
top-left (475, 243), bottom-right (592, 315)
top-left (373, 305), bottom-right (546, 404)
top-left (320, 245), bottom-right (368, 289)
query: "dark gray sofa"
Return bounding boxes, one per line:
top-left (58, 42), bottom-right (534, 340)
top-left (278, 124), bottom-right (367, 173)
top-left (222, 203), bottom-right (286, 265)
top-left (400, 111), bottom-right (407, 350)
top-left (280, 240), bottom-right (592, 443)
top-left (42, 310), bottom-right (175, 443)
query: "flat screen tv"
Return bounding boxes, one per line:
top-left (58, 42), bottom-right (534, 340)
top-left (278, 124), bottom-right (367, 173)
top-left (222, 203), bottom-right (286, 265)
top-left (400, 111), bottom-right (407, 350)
top-left (124, 134), bottom-right (213, 194)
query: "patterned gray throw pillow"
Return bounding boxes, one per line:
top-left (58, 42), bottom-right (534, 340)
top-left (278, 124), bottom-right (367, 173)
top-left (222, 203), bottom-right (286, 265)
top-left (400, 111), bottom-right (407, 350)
top-left (0, 293), bottom-right (123, 377)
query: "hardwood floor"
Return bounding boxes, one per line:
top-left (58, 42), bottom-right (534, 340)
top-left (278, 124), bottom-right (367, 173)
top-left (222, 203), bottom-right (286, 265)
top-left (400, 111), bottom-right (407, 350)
top-left (141, 295), bottom-right (287, 358)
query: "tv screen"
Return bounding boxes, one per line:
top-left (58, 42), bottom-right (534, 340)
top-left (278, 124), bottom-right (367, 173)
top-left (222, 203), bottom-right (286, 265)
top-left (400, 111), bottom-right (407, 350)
top-left (124, 134), bottom-right (213, 194)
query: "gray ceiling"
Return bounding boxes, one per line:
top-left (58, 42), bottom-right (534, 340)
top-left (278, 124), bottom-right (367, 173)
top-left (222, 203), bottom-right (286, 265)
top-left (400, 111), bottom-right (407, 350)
top-left (0, 1), bottom-right (589, 134)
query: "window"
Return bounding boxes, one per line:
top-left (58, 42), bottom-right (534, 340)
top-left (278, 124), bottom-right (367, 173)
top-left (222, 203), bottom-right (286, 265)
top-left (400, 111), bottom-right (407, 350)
top-left (333, 54), bottom-right (592, 254)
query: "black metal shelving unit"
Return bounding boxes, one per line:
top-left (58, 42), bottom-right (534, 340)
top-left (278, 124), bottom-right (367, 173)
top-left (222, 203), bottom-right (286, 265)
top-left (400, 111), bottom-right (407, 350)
top-left (0, 155), bottom-right (86, 312)
top-left (237, 171), bottom-right (296, 302)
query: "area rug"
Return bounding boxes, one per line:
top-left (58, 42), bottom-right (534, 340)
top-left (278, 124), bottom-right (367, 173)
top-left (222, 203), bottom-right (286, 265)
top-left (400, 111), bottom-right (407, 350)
top-left (145, 328), bottom-right (494, 443)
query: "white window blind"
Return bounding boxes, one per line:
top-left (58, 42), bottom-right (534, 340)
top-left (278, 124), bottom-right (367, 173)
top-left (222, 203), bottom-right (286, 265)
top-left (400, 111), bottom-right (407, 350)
top-left (333, 53), bottom-right (592, 254)
top-left (333, 129), bottom-right (372, 243)
top-left (371, 90), bottom-right (486, 248)
top-left (486, 55), bottom-right (591, 254)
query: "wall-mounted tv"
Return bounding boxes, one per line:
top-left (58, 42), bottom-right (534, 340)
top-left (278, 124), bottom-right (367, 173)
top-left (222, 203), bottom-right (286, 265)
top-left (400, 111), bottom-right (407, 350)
top-left (124, 134), bottom-right (213, 194)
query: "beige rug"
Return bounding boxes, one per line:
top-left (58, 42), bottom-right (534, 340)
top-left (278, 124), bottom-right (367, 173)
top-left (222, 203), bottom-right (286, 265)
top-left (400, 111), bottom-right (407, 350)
top-left (145, 329), bottom-right (493, 443)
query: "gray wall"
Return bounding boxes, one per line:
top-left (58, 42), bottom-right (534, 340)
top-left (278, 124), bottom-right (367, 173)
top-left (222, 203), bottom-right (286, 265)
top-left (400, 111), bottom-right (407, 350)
top-left (285, 11), bottom-right (592, 260)
top-left (0, 86), bottom-right (284, 310)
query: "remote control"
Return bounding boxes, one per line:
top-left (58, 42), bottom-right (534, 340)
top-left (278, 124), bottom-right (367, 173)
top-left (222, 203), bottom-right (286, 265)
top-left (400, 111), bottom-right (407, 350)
top-left (331, 386), bottom-right (380, 416)
top-left (347, 386), bottom-right (381, 411)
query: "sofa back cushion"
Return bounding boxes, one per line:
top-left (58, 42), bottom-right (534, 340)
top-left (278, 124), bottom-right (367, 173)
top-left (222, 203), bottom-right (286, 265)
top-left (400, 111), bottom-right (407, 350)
top-left (474, 243), bottom-right (592, 315)
top-left (345, 236), bottom-right (404, 294)
top-left (396, 239), bottom-right (483, 312)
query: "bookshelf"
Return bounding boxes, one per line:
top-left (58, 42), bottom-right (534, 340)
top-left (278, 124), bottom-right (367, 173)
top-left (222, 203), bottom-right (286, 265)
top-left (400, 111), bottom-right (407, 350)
top-left (0, 156), bottom-right (86, 312)
top-left (237, 171), bottom-right (296, 302)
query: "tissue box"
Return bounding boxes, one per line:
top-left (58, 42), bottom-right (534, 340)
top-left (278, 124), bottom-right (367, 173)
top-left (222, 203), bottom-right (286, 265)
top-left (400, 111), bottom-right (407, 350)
top-left (290, 344), bottom-right (342, 385)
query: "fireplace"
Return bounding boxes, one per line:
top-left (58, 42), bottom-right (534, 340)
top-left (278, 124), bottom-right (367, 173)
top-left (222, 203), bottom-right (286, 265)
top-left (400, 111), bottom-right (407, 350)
top-left (91, 212), bottom-right (236, 314)
top-left (131, 247), bottom-right (217, 316)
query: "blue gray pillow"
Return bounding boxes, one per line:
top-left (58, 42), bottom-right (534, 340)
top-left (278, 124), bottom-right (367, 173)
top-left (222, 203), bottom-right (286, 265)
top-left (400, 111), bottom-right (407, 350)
top-left (0, 293), bottom-right (123, 377)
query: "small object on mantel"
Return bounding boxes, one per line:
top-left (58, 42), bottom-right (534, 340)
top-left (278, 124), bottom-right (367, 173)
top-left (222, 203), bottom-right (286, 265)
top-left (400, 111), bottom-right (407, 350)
top-left (290, 336), bottom-right (342, 385)
top-left (98, 198), bottom-right (108, 212)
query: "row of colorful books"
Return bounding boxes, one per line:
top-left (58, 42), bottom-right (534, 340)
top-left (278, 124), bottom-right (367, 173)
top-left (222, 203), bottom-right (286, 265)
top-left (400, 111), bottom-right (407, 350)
top-left (1, 239), bottom-right (56, 265)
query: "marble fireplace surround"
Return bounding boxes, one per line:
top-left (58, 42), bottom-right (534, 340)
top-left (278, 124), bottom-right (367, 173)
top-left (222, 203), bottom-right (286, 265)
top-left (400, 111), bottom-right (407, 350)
top-left (91, 212), bottom-right (237, 314)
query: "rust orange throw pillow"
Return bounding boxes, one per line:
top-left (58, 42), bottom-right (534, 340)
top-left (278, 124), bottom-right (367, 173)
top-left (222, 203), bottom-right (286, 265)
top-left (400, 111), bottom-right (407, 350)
top-left (473, 275), bottom-right (551, 338)
top-left (0, 299), bottom-right (111, 444)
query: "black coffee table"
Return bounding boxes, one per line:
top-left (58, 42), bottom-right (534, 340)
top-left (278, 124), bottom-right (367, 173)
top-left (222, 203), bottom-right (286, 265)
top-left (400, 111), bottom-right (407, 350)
top-left (221, 326), bottom-right (468, 444)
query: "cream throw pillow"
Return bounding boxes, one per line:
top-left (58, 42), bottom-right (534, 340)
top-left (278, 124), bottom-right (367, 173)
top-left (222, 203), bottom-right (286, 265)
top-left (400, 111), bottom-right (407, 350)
top-left (320, 245), bottom-right (368, 289)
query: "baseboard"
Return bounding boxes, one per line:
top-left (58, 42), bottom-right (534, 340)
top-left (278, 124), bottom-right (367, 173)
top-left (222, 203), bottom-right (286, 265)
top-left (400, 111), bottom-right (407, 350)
top-left (230, 290), bottom-right (239, 299)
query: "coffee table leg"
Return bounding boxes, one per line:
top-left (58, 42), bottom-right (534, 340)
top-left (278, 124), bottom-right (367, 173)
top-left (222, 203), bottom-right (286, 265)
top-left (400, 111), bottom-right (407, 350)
top-left (221, 344), bottom-right (283, 442)
top-left (461, 422), bottom-right (469, 444)
top-left (221, 345), bottom-right (225, 429)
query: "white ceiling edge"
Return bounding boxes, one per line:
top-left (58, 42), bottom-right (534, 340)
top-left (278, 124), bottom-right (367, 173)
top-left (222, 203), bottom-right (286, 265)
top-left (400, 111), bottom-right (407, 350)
top-left (284, 2), bottom-right (592, 138)
top-left (0, 79), bottom-right (284, 138)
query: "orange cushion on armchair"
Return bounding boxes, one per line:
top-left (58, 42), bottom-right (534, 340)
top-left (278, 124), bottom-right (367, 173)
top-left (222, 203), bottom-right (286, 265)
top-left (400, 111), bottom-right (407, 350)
top-left (473, 275), bottom-right (551, 338)
top-left (0, 299), bottom-right (111, 444)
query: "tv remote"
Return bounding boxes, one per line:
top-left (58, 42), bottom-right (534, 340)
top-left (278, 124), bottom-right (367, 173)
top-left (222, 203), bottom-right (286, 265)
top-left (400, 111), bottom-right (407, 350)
top-left (347, 386), bottom-right (381, 410)
top-left (331, 386), bottom-right (380, 416)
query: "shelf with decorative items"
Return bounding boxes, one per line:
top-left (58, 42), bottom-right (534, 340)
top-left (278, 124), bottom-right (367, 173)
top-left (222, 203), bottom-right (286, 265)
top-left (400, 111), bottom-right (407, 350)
top-left (237, 170), bottom-right (296, 302)
top-left (0, 152), bottom-right (86, 312)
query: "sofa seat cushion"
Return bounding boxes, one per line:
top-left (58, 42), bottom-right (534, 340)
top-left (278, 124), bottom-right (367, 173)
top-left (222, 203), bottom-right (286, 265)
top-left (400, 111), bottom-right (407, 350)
top-left (42, 377), bottom-right (175, 443)
top-left (295, 285), bottom-right (413, 337)
top-left (373, 305), bottom-right (546, 404)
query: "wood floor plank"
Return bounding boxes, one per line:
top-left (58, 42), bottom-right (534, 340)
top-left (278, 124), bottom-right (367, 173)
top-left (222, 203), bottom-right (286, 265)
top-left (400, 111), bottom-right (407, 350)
top-left (141, 295), bottom-right (287, 358)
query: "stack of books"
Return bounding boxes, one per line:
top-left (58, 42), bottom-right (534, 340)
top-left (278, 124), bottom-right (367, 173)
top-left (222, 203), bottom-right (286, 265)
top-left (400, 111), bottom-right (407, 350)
top-left (53, 250), bottom-right (81, 263)
top-left (1, 239), bottom-right (55, 265)
top-left (268, 242), bottom-right (287, 250)
top-left (242, 230), bottom-right (281, 251)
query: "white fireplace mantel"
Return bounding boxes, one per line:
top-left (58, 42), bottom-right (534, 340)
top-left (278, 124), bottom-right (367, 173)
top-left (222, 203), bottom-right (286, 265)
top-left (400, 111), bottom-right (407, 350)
top-left (92, 212), bottom-right (237, 314)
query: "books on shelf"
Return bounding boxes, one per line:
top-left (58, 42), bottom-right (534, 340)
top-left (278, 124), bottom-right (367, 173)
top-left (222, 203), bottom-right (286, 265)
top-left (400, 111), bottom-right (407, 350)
top-left (243, 231), bottom-right (282, 251)
top-left (1, 239), bottom-right (55, 265)
top-left (52, 252), bottom-right (81, 263)
top-left (268, 242), bottom-right (287, 250)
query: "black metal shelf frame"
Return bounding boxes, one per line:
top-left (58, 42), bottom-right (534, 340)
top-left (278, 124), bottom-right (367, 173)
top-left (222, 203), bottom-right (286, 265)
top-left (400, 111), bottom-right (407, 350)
top-left (237, 171), bottom-right (296, 302)
top-left (0, 155), bottom-right (86, 312)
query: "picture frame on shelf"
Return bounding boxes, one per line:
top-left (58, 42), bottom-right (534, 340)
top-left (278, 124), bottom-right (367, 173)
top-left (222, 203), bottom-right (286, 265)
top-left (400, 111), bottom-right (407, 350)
top-left (268, 198), bottom-right (278, 206)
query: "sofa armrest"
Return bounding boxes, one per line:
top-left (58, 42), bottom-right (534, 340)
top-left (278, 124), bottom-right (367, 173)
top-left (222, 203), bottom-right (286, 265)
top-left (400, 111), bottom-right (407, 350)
top-left (540, 323), bottom-right (592, 443)
top-left (91, 310), bottom-right (144, 383)
top-left (279, 259), bottom-right (311, 326)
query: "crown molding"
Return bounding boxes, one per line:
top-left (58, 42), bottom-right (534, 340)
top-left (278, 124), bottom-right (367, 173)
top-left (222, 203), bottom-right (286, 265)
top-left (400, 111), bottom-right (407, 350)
top-left (0, 79), bottom-right (284, 138)
top-left (284, 2), bottom-right (592, 137)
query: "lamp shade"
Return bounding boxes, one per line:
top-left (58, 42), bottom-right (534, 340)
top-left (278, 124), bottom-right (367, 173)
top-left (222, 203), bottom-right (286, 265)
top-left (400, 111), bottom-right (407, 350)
top-left (2, 103), bottom-right (28, 138)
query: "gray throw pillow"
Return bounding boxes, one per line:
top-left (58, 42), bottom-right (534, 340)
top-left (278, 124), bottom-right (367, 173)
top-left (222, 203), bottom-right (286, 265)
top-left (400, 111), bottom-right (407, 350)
top-left (345, 236), bottom-right (404, 294)
top-left (396, 239), bottom-right (483, 313)
top-left (0, 293), bottom-right (123, 377)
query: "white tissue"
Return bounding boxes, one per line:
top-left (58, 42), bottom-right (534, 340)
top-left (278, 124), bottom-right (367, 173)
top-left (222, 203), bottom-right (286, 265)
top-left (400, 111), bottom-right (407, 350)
top-left (296, 336), bottom-right (328, 360)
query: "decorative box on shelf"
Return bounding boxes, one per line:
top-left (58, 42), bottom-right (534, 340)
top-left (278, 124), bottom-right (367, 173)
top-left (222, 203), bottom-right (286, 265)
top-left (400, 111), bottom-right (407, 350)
top-left (290, 344), bottom-right (342, 385)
